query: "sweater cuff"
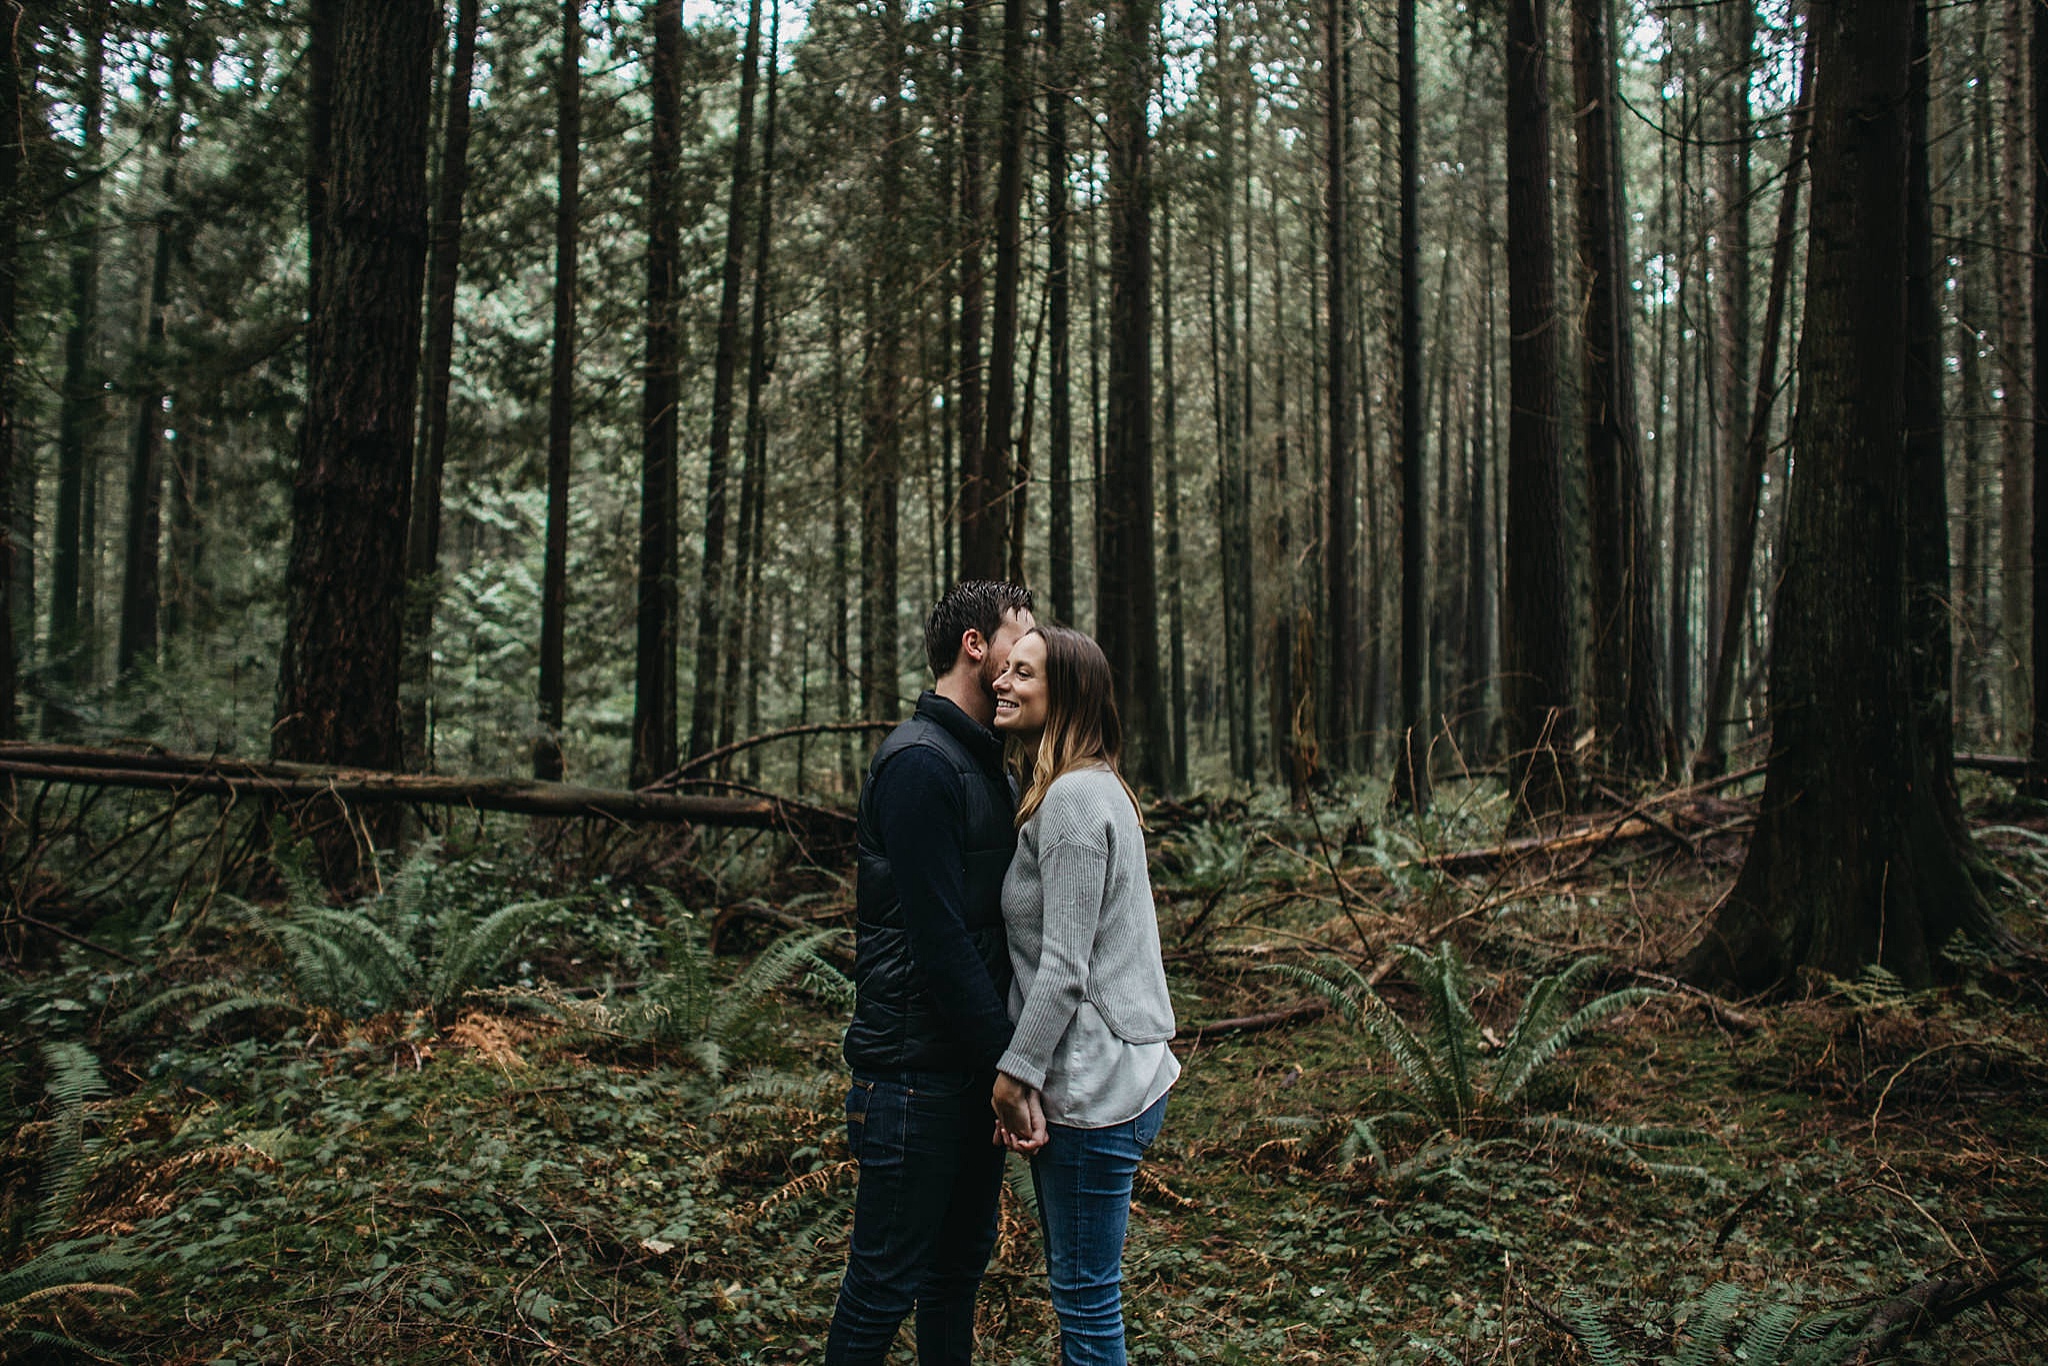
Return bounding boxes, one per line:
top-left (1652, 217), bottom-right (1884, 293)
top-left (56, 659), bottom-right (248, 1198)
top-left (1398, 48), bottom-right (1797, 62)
top-left (995, 1047), bottom-right (1047, 1090)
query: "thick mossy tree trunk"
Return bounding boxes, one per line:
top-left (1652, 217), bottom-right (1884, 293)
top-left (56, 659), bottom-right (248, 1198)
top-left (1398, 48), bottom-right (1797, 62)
top-left (631, 0), bottom-right (683, 788)
top-left (1097, 0), bottom-right (1166, 789)
top-left (274, 0), bottom-right (436, 781)
top-left (1684, 0), bottom-right (1993, 992)
top-left (1501, 0), bottom-right (1574, 814)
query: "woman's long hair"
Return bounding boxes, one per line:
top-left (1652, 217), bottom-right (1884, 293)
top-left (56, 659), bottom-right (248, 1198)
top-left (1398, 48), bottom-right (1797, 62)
top-left (1013, 625), bottom-right (1144, 827)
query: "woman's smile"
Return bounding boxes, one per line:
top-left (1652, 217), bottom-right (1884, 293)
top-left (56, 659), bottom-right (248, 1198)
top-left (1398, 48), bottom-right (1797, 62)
top-left (992, 632), bottom-right (1050, 735)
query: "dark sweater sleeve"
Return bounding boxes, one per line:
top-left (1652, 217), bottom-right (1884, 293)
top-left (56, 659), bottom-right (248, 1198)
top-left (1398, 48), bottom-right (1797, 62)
top-left (871, 746), bottom-right (1015, 1067)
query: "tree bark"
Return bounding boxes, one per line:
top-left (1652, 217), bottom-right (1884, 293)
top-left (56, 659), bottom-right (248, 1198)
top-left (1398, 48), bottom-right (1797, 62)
top-left (1324, 0), bottom-right (1357, 775)
top-left (1046, 0), bottom-right (1073, 625)
top-left (400, 0), bottom-right (480, 766)
top-left (687, 0), bottom-right (764, 763)
top-left (1391, 0), bottom-right (1430, 809)
top-left (981, 0), bottom-right (1027, 580)
top-left (48, 0), bottom-right (108, 707)
top-left (118, 10), bottom-right (190, 680)
top-left (274, 0), bottom-right (436, 781)
top-left (1160, 205), bottom-right (1189, 792)
top-left (1906, 0), bottom-right (1954, 782)
top-left (1696, 36), bottom-right (1813, 779)
top-left (1502, 0), bottom-right (1574, 814)
top-left (860, 0), bottom-right (907, 723)
top-left (1685, 0), bottom-right (1992, 992)
top-left (535, 0), bottom-right (580, 781)
top-left (0, 0), bottom-right (25, 740)
top-left (1571, 0), bottom-right (1665, 776)
top-left (632, 0), bottom-right (683, 787)
top-left (2033, 0), bottom-right (2048, 783)
top-left (1097, 0), bottom-right (1166, 789)
top-left (956, 0), bottom-right (993, 581)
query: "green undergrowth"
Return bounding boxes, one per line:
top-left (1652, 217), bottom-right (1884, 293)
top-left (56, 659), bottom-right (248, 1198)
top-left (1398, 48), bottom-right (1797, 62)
top-left (4, 789), bottom-right (2047, 1363)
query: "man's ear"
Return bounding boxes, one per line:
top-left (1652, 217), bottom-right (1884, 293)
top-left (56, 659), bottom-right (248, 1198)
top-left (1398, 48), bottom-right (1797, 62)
top-left (960, 628), bottom-right (989, 664)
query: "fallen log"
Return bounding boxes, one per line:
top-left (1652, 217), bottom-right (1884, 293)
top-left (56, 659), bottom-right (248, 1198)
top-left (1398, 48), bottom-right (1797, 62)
top-left (1175, 1000), bottom-right (1328, 1046)
top-left (0, 742), bottom-right (853, 837)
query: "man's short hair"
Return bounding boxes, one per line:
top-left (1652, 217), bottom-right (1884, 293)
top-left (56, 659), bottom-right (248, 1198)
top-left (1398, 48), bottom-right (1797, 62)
top-left (924, 580), bottom-right (1034, 677)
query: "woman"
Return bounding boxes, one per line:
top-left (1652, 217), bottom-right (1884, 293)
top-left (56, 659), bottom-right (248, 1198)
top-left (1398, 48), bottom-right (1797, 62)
top-left (989, 624), bottom-right (1179, 1366)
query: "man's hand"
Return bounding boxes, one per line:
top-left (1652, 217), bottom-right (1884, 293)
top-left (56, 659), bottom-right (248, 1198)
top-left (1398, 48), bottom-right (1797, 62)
top-left (992, 1071), bottom-right (1048, 1153)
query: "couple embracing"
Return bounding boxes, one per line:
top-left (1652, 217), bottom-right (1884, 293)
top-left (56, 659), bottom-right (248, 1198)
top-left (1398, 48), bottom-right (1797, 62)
top-left (825, 581), bottom-right (1179, 1366)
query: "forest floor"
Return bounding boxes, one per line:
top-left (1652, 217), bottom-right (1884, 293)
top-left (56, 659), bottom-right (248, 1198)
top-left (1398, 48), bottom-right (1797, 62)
top-left (4, 772), bottom-right (2048, 1363)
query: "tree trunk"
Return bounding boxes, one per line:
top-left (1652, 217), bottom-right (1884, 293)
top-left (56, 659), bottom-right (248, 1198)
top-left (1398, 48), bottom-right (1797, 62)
top-left (118, 12), bottom-right (190, 679)
top-left (399, 0), bottom-right (479, 766)
top-left (1390, 0), bottom-right (1430, 809)
top-left (1046, 0), bottom-right (1073, 624)
top-left (687, 0), bottom-right (764, 763)
top-left (1161, 204), bottom-right (1189, 792)
top-left (860, 0), bottom-right (907, 723)
top-left (723, 0), bottom-right (780, 759)
top-left (1712, 0), bottom-right (1754, 707)
top-left (981, 0), bottom-right (1027, 580)
top-left (535, 0), bottom-right (580, 781)
top-left (1571, 0), bottom-right (1664, 776)
top-left (631, 0), bottom-right (683, 787)
top-left (1097, 0), bottom-right (1166, 790)
top-left (273, 0), bottom-right (436, 781)
top-left (1696, 36), bottom-right (1814, 778)
top-left (829, 293), bottom-right (857, 792)
top-left (0, 1), bottom-right (27, 740)
top-left (1906, 0), bottom-right (1954, 780)
top-left (48, 0), bottom-right (108, 709)
top-left (2000, 0), bottom-right (2030, 739)
top-left (1324, 0), bottom-right (1357, 775)
top-left (956, 1), bottom-right (994, 581)
top-left (2033, 0), bottom-right (2048, 783)
top-left (1685, 0), bottom-right (1991, 992)
top-left (1501, 0), bottom-right (1574, 814)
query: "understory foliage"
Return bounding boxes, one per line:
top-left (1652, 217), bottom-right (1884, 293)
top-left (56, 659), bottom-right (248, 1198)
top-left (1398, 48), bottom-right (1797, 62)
top-left (1276, 941), bottom-right (1697, 1179)
top-left (1555, 1281), bottom-right (1896, 1365)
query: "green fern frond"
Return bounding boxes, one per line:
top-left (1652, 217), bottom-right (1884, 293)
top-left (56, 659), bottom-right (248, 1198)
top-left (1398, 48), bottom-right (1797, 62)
top-left (113, 978), bottom-right (245, 1034)
top-left (1494, 985), bottom-right (1661, 1105)
top-left (713, 1068), bottom-right (840, 1113)
top-left (34, 1043), bottom-right (108, 1238)
top-left (384, 836), bottom-right (445, 940)
top-left (1737, 1302), bottom-right (1800, 1363)
top-left (1266, 961), bottom-right (1369, 1026)
top-left (702, 927), bottom-right (851, 1046)
top-left (426, 900), bottom-right (557, 1016)
top-left (1673, 1281), bottom-right (1744, 1366)
top-left (186, 994), bottom-right (300, 1033)
top-left (1561, 1291), bottom-right (1627, 1366)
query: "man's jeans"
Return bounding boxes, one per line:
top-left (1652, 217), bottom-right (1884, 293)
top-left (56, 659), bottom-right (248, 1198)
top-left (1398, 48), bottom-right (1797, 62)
top-left (1029, 1094), bottom-right (1168, 1366)
top-left (825, 1070), bottom-right (1005, 1365)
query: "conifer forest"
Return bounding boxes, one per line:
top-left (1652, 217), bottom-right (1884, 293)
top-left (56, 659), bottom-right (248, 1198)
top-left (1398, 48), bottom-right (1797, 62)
top-left (5, 0), bottom-right (2048, 1359)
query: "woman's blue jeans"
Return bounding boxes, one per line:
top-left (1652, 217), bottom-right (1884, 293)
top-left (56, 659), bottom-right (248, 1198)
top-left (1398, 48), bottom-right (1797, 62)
top-left (1029, 1094), bottom-right (1167, 1366)
top-left (825, 1070), bottom-right (1006, 1366)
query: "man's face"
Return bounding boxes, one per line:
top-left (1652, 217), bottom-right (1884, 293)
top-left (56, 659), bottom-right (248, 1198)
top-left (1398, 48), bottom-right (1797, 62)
top-left (978, 608), bottom-right (1036, 701)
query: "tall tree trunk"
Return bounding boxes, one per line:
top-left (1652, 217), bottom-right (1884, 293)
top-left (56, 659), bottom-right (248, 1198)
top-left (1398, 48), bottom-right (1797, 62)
top-left (0, 1), bottom-right (27, 739)
top-left (1323, 0), bottom-right (1357, 775)
top-left (535, 0), bottom-right (580, 781)
top-left (723, 0), bottom-right (780, 757)
top-left (399, 0), bottom-right (479, 765)
top-left (2000, 0), bottom-right (2030, 739)
top-left (1906, 0), bottom-right (1954, 780)
top-left (861, 0), bottom-right (907, 722)
top-left (956, 1), bottom-right (993, 579)
top-left (1390, 0), bottom-right (1429, 808)
top-left (632, 0), bottom-right (683, 787)
top-left (48, 0), bottom-right (108, 711)
top-left (2033, 0), bottom-right (2048, 783)
top-left (1686, 0), bottom-right (1991, 992)
top-left (1097, 0), bottom-right (1166, 789)
top-left (1570, 0), bottom-right (1663, 775)
top-left (1161, 204), bottom-right (1189, 791)
top-left (1502, 0), bottom-right (1573, 814)
top-left (687, 0), bottom-right (764, 763)
top-left (118, 11), bottom-right (190, 679)
top-left (1712, 0), bottom-right (1754, 698)
top-left (980, 0), bottom-right (1026, 578)
top-left (1046, 0), bottom-right (1073, 624)
top-left (274, 0), bottom-right (436, 782)
top-left (1696, 36), bottom-right (1814, 778)
top-left (829, 292), bottom-right (857, 791)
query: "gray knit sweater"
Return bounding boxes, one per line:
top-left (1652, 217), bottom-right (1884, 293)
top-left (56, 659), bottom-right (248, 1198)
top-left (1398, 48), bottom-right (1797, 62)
top-left (997, 766), bottom-right (1178, 1126)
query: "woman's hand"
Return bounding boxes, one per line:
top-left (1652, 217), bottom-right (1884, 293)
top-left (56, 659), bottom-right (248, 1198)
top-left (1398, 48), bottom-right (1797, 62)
top-left (992, 1072), bottom-right (1048, 1153)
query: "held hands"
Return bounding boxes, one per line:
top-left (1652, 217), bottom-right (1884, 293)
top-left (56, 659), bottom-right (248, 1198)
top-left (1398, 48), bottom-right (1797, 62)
top-left (991, 1071), bottom-right (1048, 1154)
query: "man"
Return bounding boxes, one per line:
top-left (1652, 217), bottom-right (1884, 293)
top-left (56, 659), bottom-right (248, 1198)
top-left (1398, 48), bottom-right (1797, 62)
top-left (826, 580), bottom-right (1036, 1365)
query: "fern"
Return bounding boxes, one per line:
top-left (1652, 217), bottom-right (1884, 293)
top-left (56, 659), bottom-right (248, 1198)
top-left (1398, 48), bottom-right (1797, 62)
top-left (34, 1044), bottom-right (109, 1238)
top-left (1673, 1281), bottom-right (1745, 1366)
top-left (0, 1244), bottom-right (135, 1357)
top-left (425, 900), bottom-right (556, 1017)
top-left (1563, 1290), bottom-right (1627, 1366)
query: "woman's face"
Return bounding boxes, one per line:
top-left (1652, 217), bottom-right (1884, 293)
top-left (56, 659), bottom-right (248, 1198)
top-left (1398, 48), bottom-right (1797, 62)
top-left (992, 631), bottom-right (1050, 738)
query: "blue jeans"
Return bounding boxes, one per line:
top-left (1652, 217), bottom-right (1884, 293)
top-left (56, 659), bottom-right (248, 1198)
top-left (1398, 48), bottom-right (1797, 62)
top-left (825, 1070), bottom-right (1006, 1365)
top-left (1029, 1094), bottom-right (1168, 1366)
